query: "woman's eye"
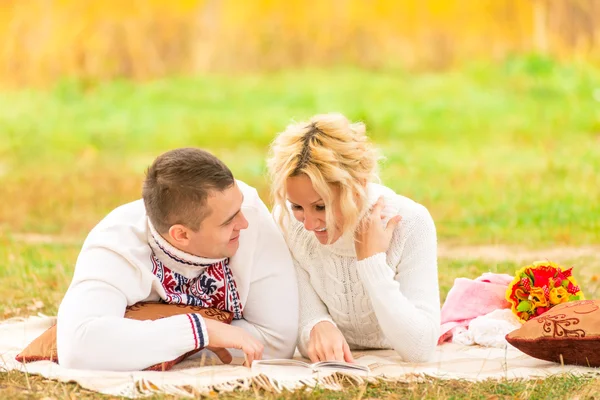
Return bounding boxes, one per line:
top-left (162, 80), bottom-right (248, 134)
top-left (315, 205), bottom-right (326, 212)
top-left (291, 204), bottom-right (303, 211)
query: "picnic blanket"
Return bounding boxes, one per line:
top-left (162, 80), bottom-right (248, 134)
top-left (1, 316), bottom-right (598, 398)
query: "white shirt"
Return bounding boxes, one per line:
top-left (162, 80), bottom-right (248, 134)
top-left (57, 180), bottom-right (298, 371)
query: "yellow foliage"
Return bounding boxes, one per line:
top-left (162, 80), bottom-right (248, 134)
top-left (0, 0), bottom-right (598, 86)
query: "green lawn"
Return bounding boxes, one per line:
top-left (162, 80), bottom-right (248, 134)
top-left (1, 55), bottom-right (599, 245)
top-left (1, 55), bottom-right (599, 398)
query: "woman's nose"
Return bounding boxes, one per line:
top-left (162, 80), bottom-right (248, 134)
top-left (303, 214), bottom-right (319, 231)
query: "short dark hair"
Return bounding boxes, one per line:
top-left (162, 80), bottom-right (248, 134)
top-left (142, 148), bottom-right (235, 233)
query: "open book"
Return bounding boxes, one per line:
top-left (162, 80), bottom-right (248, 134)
top-left (252, 358), bottom-right (369, 373)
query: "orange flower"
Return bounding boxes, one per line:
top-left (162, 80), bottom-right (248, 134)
top-left (528, 287), bottom-right (548, 308)
top-left (549, 287), bottom-right (569, 305)
top-left (505, 261), bottom-right (585, 323)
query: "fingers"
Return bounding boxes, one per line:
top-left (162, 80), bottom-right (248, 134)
top-left (313, 343), bottom-right (346, 362)
top-left (342, 341), bottom-right (355, 363)
top-left (307, 346), bottom-right (320, 363)
top-left (370, 196), bottom-right (385, 219)
top-left (310, 343), bottom-right (333, 362)
top-left (307, 322), bottom-right (349, 363)
top-left (385, 214), bottom-right (402, 234)
top-left (333, 345), bottom-right (345, 362)
top-left (324, 347), bottom-right (336, 362)
top-left (242, 340), bottom-right (264, 367)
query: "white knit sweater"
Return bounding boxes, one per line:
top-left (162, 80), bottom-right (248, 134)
top-left (281, 183), bottom-right (441, 362)
top-left (57, 180), bottom-right (298, 371)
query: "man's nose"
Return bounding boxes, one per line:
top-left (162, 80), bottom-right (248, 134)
top-left (238, 212), bottom-right (249, 230)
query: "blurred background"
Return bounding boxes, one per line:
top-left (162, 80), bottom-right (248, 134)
top-left (0, 1), bottom-right (599, 316)
top-left (1, 0), bottom-right (600, 83)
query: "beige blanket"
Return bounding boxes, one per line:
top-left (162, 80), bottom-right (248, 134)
top-left (1, 316), bottom-right (598, 398)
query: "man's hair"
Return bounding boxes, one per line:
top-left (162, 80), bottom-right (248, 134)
top-left (143, 148), bottom-right (235, 233)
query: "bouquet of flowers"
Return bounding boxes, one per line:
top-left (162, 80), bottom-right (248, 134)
top-left (506, 261), bottom-right (585, 322)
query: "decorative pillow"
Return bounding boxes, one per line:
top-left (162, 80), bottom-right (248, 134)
top-left (505, 299), bottom-right (600, 367)
top-left (15, 302), bottom-right (233, 371)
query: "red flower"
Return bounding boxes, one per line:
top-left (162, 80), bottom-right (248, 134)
top-left (531, 265), bottom-right (558, 287)
top-left (558, 267), bottom-right (573, 279)
top-left (535, 306), bottom-right (549, 316)
top-left (567, 283), bottom-right (580, 294)
top-left (520, 277), bottom-right (531, 291)
top-left (553, 277), bottom-right (563, 288)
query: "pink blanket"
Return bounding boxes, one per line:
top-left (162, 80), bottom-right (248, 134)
top-left (438, 272), bottom-right (514, 344)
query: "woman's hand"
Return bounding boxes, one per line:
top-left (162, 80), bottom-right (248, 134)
top-left (355, 196), bottom-right (402, 261)
top-left (307, 321), bottom-right (354, 363)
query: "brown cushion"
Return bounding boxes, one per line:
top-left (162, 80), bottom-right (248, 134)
top-left (505, 299), bottom-right (600, 367)
top-left (15, 302), bottom-right (233, 371)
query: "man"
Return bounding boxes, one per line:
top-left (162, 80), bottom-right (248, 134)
top-left (57, 148), bottom-right (298, 371)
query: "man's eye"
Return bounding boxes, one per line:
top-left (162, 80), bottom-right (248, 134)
top-left (315, 205), bottom-right (325, 211)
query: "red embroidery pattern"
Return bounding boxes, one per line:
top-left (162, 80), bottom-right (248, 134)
top-left (150, 255), bottom-right (243, 320)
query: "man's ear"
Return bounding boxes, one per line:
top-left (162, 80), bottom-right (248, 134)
top-left (168, 224), bottom-right (190, 246)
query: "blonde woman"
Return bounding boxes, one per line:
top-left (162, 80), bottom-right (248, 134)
top-left (267, 113), bottom-right (440, 363)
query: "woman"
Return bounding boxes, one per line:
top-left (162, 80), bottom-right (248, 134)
top-left (267, 113), bottom-right (440, 363)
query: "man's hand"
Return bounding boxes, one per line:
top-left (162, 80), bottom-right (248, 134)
top-left (307, 321), bottom-right (354, 363)
top-left (204, 319), bottom-right (264, 366)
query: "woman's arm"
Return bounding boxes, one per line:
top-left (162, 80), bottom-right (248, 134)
top-left (294, 260), bottom-right (339, 357)
top-left (355, 203), bottom-right (441, 362)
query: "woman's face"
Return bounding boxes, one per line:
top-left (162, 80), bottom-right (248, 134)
top-left (286, 174), bottom-right (344, 244)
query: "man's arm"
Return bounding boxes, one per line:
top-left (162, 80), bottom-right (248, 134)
top-left (57, 247), bottom-right (208, 371)
top-left (231, 201), bottom-right (299, 359)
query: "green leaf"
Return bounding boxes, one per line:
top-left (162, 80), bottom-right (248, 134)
top-left (525, 271), bottom-right (535, 283)
top-left (562, 280), bottom-right (569, 288)
top-left (569, 295), bottom-right (580, 301)
top-left (517, 301), bottom-right (532, 312)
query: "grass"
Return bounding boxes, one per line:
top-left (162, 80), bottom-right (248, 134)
top-left (2, 239), bottom-right (599, 320)
top-left (1, 240), bottom-right (599, 398)
top-left (1, 55), bottom-right (600, 398)
top-left (1, 371), bottom-right (599, 400)
top-left (1, 55), bottom-right (599, 245)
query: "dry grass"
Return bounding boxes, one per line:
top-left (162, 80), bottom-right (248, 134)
top-left (1, 369), bottom-right (600, 399)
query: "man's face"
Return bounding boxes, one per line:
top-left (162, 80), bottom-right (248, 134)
top-left (184, 183), bottom-right (248, 259)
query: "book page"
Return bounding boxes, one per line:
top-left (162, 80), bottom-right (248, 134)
top-left (252, 359), bottom-right (311, 368)
top-left (313, 361), bottom-right (370, 372)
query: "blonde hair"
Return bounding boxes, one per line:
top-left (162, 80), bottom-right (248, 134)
top-left (267, 113), bottom-right (381, 242)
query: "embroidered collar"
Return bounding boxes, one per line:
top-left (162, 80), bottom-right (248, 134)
top-left (147, 218), bottom-right (228, 279)
top-left (150, 255), bottom-right (244, 319)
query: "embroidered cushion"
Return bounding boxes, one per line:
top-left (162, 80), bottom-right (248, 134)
top-left (15, 302), bottom-right (233, 371)
top-left (505, 299), bottom-right (600, 367)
